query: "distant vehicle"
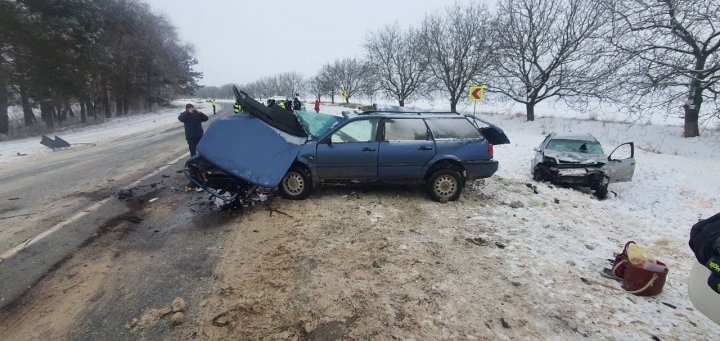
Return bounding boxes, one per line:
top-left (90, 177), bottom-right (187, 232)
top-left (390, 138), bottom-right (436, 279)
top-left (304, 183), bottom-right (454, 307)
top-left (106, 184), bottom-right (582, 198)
top-left (184, 87), bottom-right (510, 206)
top-left (530, 133), bottom-right (635, 199)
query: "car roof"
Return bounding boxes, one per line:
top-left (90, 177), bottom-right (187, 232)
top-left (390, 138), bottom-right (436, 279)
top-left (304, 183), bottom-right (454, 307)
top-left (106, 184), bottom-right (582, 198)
top-left (349, 111), bottom-right (469, 119)
top-left (549, 133), bottom-right (599, 142)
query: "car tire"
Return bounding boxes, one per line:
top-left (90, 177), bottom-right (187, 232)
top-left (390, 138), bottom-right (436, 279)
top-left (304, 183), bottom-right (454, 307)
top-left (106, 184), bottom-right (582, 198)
top-left (594, 176), bottom-right (609, 200)
top-left (279, 166), bottom-right (313, 200)
top-left (427, 169), bottom-right (464, 202)
top-left (533, 166), bottom-right (548, 182)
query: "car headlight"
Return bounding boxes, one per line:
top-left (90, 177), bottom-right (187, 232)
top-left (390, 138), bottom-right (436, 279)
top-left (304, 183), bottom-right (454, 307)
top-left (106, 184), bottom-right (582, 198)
top-left (542, 156), bottom-right (557, 164)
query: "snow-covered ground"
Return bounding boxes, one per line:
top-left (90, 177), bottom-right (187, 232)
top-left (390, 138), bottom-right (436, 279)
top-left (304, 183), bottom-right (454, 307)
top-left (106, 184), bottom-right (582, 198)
top-left (313, 102), bottom-right (720, 337)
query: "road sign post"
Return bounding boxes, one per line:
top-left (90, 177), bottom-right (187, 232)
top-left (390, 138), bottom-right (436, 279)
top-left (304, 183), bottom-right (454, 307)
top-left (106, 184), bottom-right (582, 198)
top-left (468, 85), bottom-right (484, 116)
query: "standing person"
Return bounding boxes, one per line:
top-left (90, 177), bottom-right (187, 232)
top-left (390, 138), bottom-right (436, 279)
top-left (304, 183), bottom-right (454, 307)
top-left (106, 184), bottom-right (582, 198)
top-left (284, 99), bottom-right (293, 111)
top-left (233, 101), bottom-right (242, 113)
top-left (178, 103), bottom-right (208, 157)
top-left (314, 99), bottom-right (320, 113)
top-left (293, 95), bottom-right (302, 110)
top-left (210, 98), bottom-right (217, 115)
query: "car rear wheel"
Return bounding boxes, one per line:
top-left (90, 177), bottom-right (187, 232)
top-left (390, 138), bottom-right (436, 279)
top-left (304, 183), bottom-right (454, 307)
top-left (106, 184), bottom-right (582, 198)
top-left (279, 166), bottom-right (313, 200)
top-left (427, 169), bottom-right (464, 202)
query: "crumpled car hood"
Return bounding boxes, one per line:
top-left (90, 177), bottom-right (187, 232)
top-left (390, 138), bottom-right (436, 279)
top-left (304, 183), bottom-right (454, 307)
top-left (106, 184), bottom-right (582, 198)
top-left (544, 149), bottom-right (606, 165)
top-left (196, 114), bottom-right (306, 188)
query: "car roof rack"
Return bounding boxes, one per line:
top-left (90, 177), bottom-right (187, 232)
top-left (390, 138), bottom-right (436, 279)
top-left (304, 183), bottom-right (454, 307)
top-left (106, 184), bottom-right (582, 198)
top-left (356, 110), bottom-right (464, 116)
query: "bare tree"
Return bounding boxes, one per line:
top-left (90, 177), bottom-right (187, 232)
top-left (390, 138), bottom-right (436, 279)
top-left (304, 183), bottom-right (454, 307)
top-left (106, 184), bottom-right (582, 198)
top-left (277, 72), bottom-right (305, 97)
top-left (325, 58), bottom-right (366, 104)
top-left (491, 0), bottom-right (615, 121)
top-left (366, 24), bottom-right (429, 107)
top-left (307, 74), bottom-right (333, 101)
top-left (608, 0), bottom-right (720, 137)
top-left (419, 2), bottom-right (494, 112)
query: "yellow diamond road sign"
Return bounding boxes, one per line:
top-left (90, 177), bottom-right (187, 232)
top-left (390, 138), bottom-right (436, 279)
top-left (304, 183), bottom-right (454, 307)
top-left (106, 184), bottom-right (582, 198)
top-left (469, 85), bottom-right (484, 102)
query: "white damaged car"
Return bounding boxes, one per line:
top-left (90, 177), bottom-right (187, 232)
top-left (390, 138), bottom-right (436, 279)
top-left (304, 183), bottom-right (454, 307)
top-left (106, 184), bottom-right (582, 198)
top-left (530, 133), bottom-right (635, 199)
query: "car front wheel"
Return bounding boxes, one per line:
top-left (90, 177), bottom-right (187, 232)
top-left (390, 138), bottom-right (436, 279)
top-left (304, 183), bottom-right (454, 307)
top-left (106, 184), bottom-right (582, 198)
top-left (279, 166), bottom-right (313, 200)
top-left (427, 169), bottom-right (464, 202)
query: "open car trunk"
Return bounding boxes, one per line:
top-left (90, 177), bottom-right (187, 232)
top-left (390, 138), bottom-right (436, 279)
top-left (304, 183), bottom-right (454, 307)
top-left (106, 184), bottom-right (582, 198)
top-left (466, 116), bottom-right (511, 145)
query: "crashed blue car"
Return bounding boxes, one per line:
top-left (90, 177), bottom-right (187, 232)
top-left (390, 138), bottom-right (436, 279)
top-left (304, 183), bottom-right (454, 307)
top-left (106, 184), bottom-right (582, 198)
top-left (185, 87), bottom-right (510, 205)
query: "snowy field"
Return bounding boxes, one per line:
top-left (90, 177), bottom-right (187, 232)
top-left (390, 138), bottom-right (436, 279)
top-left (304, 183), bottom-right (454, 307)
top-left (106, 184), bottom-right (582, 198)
top-left (311, 102), bottom-right (720, 337)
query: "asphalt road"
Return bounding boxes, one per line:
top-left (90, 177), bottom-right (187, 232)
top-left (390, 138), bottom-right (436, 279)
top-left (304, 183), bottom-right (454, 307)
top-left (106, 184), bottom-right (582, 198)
top-left (0, 106), bottom-right (226, 309)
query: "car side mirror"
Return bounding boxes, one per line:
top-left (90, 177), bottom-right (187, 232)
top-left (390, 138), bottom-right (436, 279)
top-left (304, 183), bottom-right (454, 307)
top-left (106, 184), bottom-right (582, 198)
top-left (533, 147), bottom-right (541, 152)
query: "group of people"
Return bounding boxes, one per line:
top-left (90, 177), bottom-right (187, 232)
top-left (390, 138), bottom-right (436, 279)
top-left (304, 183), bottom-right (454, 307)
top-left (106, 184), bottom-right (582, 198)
top-left (267, 96), bottom-right (304, 111)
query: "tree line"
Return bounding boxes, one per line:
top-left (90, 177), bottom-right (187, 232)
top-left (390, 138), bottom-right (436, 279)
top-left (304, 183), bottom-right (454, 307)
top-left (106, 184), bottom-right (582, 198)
top-left (0, 0), bottom-right (202, 137)
top-left (210, 0), bottom-right (719, 138)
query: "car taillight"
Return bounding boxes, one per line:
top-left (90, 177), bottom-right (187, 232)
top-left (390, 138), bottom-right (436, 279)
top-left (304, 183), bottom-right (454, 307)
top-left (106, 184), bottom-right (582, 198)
top-left (488, 144), bottom-right (494, 158)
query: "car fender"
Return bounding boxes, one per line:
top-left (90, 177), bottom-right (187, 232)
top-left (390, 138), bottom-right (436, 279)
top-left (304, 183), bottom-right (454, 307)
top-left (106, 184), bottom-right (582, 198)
top-left (422, 155), bottom-right (464, 175)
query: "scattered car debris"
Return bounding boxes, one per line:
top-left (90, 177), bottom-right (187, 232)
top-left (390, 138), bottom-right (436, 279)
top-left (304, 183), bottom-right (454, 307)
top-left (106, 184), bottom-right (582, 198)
top-left (117, 189), bottom-right (134, 200)
top-left (500, 318), bottom-right (510, 329)
top-left (495, 242), bottom-right (507, 249)
top-left (16, 152), bottom-right (27, 156)
top-left (525, 183), bottom-right (539, 194)
top-left (148, 197), bottom-right (159, 203)
top-left (661, 302), bottom-right (677, 309)
top-left (119, 215), bottom-right (143, 224)
top-left (8, 197), bottom-right (20, 201)
top-left (465, 237), bottom-right (488, 246)
top-left (162, 174), bottom-right (170, 178)
top-left (553, 198), bottom-right (560, 204)
top-left (39, 135), bottom-right (71, 149)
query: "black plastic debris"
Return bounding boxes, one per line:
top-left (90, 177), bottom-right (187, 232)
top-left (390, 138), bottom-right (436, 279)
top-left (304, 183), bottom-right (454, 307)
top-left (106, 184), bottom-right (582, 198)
top-left (39, 135), bottom-right (71, 149)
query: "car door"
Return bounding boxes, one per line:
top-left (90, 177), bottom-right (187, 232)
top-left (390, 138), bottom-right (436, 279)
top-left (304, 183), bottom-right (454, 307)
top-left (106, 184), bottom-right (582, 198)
top-left (605, 142), bottom-right (635, 183)
top-left (316, 118), bottom-right (380, 180)
top-left (377, 118), bottom-right (436, 179)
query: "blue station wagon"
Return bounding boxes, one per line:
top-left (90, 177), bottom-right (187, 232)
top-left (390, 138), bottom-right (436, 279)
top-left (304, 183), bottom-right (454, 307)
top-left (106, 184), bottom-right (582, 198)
top-left (185, 88), bottom-right (510, 205)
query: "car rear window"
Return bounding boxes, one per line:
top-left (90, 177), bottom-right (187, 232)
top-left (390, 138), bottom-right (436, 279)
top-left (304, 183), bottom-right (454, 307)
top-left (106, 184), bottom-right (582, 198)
top-left (384, 119), bottom-right (429, 141)
top-left (425, 118), bottom-right (482, 139)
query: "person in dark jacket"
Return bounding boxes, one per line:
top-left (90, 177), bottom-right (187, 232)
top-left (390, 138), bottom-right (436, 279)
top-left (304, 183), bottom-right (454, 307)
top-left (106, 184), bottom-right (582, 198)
top-left (284, 99), bottom-right (293, 111)
top-left (293, 96), bottom-right (302, 110)
top-left (690, 212), bottom-right (720, 294)
top-left (178, 103), bottom-right (208, 157)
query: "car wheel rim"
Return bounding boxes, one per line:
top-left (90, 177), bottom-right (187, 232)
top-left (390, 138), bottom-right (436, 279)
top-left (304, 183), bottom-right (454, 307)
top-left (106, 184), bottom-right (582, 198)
top-left (434, 175), bottom-right (457, 199)
top-left (283, 172), bottom-right (304, 195)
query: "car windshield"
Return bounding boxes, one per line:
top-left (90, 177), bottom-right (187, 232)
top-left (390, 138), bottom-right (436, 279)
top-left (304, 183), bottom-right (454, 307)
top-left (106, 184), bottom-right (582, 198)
top-left (547, 139), bottom-right (604, 154)
top-left (295, 111), bottom-right (343, 139)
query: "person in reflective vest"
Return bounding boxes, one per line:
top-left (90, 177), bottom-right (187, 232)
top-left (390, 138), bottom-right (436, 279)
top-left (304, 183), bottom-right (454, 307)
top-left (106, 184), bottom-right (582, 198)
top-left (210, 98), bottom-right (216, 115)
top-left (278, 101), bottom-right (286, 109)
top-left (233, 102), bottom-right (241, 113)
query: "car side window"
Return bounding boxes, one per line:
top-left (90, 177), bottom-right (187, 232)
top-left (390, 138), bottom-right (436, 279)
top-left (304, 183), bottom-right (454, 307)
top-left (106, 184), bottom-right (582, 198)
top-left (384, 119), bottom-right (429, 141)
top-left (331, 119), bottom-right (378, 143)
top-left (425, 118), bottom-right (482, 139)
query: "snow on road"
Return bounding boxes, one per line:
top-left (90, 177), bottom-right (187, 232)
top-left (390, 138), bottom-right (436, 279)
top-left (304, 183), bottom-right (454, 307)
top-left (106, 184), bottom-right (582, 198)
top-left (0, 100), bottom-right (222, 165)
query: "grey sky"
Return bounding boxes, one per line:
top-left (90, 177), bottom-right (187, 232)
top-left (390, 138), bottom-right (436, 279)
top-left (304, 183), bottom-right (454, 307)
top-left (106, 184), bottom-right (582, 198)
top-left (143, 0), bottom-right (473, 86)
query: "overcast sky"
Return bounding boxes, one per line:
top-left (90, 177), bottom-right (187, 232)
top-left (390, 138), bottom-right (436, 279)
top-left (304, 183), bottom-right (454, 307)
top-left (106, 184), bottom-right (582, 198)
top-left (143, 0), bottom-right (476, 87)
